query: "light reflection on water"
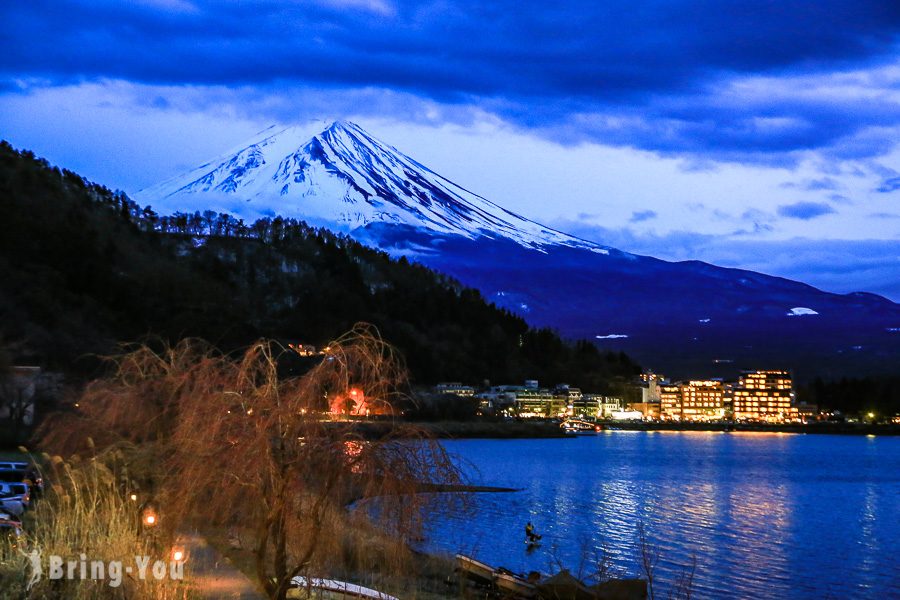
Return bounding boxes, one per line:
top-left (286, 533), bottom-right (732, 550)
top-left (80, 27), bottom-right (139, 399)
top-left (426, 432), bottom-right (900, 599)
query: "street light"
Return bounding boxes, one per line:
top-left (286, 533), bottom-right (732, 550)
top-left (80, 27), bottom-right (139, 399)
top-left (171, 546), bottom-right (187, 562)
top-left (142, 508), bottom-right (158, 527)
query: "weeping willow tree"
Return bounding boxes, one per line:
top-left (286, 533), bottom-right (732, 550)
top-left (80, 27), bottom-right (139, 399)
top-left (40, 324), bottom-right (464, 600)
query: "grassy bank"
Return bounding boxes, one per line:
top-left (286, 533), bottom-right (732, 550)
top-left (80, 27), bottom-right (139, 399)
top-left (0, 455), bottom-right (188, 598)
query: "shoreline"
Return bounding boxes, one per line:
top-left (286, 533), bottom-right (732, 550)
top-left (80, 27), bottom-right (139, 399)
top-left (604, 421), bottom-right (900, 436)
top-left (348, 420), bottom-right (571, 439)
top-left (342, 419), bottom-right (900, 439)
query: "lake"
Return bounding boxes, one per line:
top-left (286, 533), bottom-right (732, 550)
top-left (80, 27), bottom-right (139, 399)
top-left (426, 432), bottom-right (900, 599)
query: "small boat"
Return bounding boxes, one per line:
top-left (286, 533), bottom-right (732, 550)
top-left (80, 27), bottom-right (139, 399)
top-left (494, 568), bottom-right (537, 598)
top-left (288, 576), bottom-right (399, 600)
top-left (561, 419), bottom-right (603, 434)
top-left (456, 554), bottom-right (495, 585)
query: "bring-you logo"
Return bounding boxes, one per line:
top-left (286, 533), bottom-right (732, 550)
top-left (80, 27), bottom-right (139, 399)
top-left (21, 545), bottom-right (184, 589)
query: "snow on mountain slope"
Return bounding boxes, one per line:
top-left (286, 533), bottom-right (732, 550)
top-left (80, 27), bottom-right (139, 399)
top-left (136, 120), bottom-right (606, 253)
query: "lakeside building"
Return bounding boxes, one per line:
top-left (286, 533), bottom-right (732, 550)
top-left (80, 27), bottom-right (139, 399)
top-left (789, 401), bottom-right (819, 422)
top-left (659, 379), bottom-right (726, 421)
top-left (515, 387), bottom-right (560, 417)
top-left (628, 401), bottom-right (661, 420)
top-left (610, 409), bottom-right (645, 421)
top-left (585, 395), bottom-right (625, 418)
top-left (639, 372), bottom-right (664, 404)
top-left (660, 383), bottom-right (681, 420)
top-left (434, 382), bottom-right (475, 397)
top-left (732, 370), bottom-right (793, 422)
top-left (475, 385), bottom-right (520, 415)
top-left (475, 381), bottom-right (600, 418)
top-left (475, 383), bottom-right (559, 417)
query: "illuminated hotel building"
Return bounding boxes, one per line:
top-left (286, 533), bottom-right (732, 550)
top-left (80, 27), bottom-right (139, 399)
top-left (660, 384), bottom-right (682, 420)
top-left (659, 380), bottom-right (726, 421)
top-left (732, 370), bottom-right (793, 421)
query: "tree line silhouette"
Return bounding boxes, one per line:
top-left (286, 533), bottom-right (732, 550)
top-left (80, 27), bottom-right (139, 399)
top-left (0, 141), bottom-right (640, 392)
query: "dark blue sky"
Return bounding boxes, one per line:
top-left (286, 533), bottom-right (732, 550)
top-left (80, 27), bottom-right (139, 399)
top-left (2, 0), bottom-right (900, 297)
top-left (4, 1), bottom-right (900, 160)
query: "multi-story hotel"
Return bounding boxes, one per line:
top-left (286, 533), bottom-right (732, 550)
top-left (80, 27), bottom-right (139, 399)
top-left (732, 370), bottom-right (793, 421)
top-left (659, 380), bottom-right (726, 421)
top-left (659, 383), bottom-right (681, 420)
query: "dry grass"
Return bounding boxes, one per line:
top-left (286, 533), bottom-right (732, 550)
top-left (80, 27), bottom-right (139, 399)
top-left (0, 452), bottom-right (188, 599)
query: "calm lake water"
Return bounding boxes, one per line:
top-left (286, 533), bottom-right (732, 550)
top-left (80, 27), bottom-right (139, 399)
top-left (426, 432), bottom-right (900, 599)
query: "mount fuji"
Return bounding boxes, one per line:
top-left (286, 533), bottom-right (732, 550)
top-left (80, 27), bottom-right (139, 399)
top-left (136, 121), bottom-right (900, 379)
top-left (139, 120), bottom-right (603, 252)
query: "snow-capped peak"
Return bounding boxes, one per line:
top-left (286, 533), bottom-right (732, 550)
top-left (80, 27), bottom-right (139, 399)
top-left (135, 120), bottom-right (607, 252)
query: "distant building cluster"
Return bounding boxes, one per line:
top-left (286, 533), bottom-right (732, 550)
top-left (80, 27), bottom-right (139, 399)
top-left (433, 369), bottom-right (820, 424)
top-left (438, 379), bottom-right (626, 420)
top-left (651, 370), bottom-right (816, 423)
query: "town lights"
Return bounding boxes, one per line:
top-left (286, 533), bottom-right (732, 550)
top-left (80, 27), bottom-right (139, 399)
top-left (129, 493), bottom-right (138, 502)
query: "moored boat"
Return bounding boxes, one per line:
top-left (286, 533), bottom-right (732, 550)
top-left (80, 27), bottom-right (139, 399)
top-left (494, 568), bottom-right (537, 598)
top-left (288, 576), bottom-right (399, 600)
top-left (561, 418), bottom-right (603, 434)
top-left (456, 553), bottom-right (495, 585)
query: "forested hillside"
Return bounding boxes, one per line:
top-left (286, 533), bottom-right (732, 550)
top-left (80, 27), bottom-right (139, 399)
top-left (0, 141), bottom-right (640, 390)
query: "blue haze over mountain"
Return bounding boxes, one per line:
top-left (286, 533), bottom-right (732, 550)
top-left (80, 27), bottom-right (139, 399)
top-left (136, 121), bottom-right (900, 378)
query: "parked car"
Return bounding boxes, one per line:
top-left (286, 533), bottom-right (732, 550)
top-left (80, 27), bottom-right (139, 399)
top-left (0, 512), bottom-right (24, 546)
top-left (0, 497), bottom-right (25, 518)
top-left (0, 462), bottom-right (29, 471)
top-left (0, 468), bottom-right (44, 497)
top-left (0, 483), bottom-right (31, 509)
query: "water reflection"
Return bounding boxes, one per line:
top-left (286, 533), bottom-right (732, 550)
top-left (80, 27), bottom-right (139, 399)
top-left (427, 433), bottom-right (900, 599)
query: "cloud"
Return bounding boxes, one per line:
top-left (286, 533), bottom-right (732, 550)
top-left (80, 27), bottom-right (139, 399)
top-left (3, 1), bottom-right (900, 164)
top-left (629, 210), bottom-right (657, 223)
top-left (876, 176), bottom-right (900, 192)
top-left (777, 201), bottom-right (837, 220)
top-left (780, 177), bottom-right (842, 191)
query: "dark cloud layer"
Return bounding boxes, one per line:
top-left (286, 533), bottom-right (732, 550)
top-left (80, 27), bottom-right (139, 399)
top-left (629, 210), bottom-right (657, 223)
top-left (3, 0), bottom-right (900, 162)
top-left (777, 201), bottom-right (837, 220)
top-left (877, 176), bottom-right (900, 193)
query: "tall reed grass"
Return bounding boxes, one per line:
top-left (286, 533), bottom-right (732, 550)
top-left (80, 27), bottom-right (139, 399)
top-left (0, 451), bottom-right (188, 599)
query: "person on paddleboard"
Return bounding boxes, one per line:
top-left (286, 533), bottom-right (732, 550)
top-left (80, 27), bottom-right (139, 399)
top-left (525, 521), bottom-right (541, 543)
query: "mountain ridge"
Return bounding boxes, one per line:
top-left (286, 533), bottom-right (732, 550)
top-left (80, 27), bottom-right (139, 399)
top-left (135, 121), bottom-right (900, 378)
